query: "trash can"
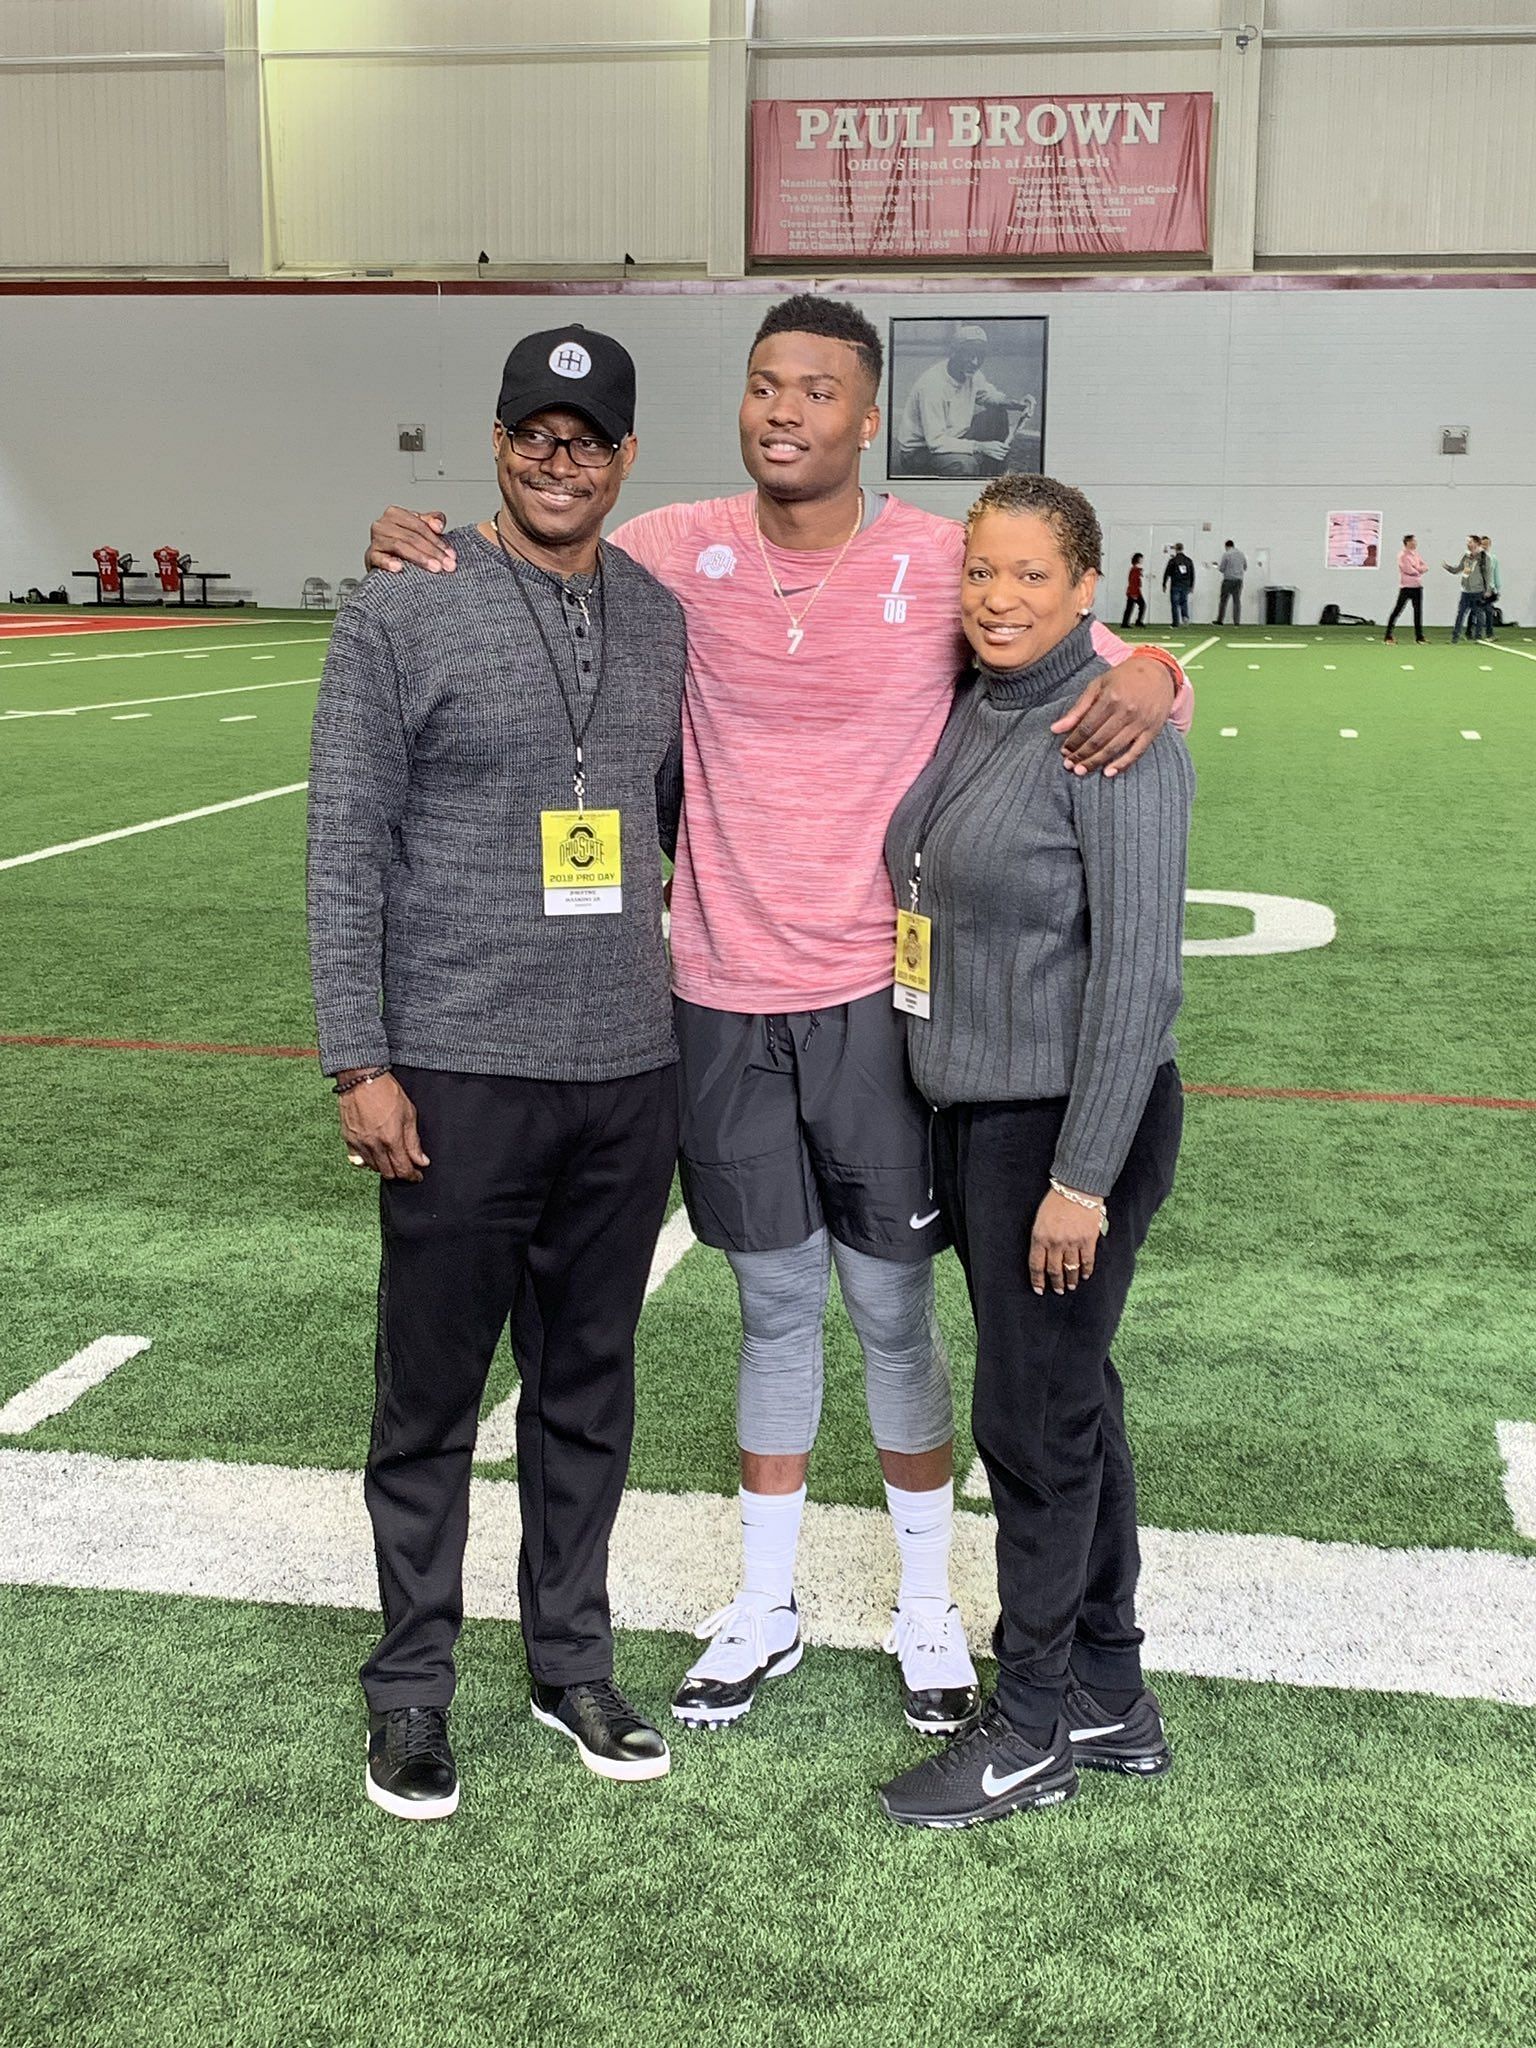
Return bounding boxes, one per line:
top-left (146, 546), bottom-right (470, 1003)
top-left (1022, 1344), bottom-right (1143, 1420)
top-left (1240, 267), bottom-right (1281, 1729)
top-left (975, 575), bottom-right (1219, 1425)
top-left (1264, 586), bottom-right (1295, 626)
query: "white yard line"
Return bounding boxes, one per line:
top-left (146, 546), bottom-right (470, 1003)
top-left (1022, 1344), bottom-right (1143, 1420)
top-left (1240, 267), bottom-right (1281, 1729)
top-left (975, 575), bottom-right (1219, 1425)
top-left (1487, 642), bottom-right (1536, 664)
top-left (3, 675), bottom-right (320, 720)
top-left (475, 1208), bottom-right (700, 1462)
top-left (111, 713), bottom-right (151, 721)
top-left (0, 784), bottom-right (307, 871)
top-left (221, 715), bottom-right (258, 724)
top-left (1497, 1423), bottom-right (1536, 1540)
top-left (1462, 730), bottom-right (1482, 741)
top-left (3, 1446), bottom-right (1533, 1705)
top-left (0, 636), bottom-right (324, 674)
top-left (1340, 728), bottom-right (1359, 739)
top-left (0, 1338), bottom-right (151, 1435)
top-left (644, 1205), bottom-right (701, 1294)
top-left (1225, 642), bottom-right (1307, 649)
top-left (1180, 634), bottom-right (1220, 665)
top-left (1219, 727), bottom-right (1238, 737)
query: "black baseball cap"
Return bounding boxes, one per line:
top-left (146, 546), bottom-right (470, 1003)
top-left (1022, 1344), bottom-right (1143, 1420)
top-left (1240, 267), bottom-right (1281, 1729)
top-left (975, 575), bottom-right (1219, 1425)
top-left (496, 324), bottom-right (636, 444)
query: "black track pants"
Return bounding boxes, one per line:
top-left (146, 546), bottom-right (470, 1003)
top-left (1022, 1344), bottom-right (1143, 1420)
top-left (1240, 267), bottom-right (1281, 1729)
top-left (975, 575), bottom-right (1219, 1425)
top-left (934, 1065), bottom-right (1182, 1731)
top-left (361, 1064), bottom-right (678, 1708)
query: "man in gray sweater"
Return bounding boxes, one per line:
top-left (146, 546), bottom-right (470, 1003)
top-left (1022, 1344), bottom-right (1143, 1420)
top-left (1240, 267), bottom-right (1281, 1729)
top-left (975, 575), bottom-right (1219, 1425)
top-left (1214, 540), bottom-right (1247, 625)
top-left (307, 325), bottom-right (686, 1819)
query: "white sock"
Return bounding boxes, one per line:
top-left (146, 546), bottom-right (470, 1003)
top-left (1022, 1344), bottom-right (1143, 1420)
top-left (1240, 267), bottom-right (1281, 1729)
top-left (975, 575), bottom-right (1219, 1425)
top-left (885, 1479), bottom-right (955, 1613)
top-left (740, 1485), bottom-right (806, 1609)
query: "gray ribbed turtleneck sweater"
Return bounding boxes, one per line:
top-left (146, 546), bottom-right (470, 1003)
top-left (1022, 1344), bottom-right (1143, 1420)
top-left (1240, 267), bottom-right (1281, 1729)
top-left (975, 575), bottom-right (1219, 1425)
top-left (884, 616), bottom-right (1194, 1194)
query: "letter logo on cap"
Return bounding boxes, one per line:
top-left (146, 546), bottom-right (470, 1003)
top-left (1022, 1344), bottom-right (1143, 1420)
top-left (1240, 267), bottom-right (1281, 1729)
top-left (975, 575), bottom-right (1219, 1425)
top-left (549, 342), bottom-right (592, 379)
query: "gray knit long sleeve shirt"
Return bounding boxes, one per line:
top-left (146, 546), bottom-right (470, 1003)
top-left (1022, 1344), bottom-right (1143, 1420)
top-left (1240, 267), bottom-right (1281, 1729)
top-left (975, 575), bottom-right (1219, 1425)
top-left (885, 617), bottom-right (1194, 1194)
top-left (306, 526), bottom-right (686, 1080)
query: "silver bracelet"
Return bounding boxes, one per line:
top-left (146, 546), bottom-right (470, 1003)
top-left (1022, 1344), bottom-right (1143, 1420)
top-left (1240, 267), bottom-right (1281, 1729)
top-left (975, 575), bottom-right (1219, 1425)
top-left (1050, 1177), bottom-right (1111, 1237)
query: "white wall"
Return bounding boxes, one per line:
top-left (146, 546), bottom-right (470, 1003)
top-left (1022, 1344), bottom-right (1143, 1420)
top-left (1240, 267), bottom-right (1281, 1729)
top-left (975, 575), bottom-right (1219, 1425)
top-left (4, 2), bottom-right (1536, 279)
top-left (0, 0), bottom-right (227, 270)
top-left (1256, 42), bottom-right (1536, 260)
top-left (1, 283), bottom-right (1531, 627)
top-left (261, 0), bottom-right (710, 271)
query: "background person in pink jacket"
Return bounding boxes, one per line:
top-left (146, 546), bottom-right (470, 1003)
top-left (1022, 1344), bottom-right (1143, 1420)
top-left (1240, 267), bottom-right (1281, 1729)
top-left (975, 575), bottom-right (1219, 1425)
top-left (1383, 535), bottom-right (1427, 644)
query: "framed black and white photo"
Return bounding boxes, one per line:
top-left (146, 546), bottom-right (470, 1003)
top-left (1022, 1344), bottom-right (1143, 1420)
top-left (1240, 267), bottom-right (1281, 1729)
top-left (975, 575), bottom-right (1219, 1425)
top-left (886, 316), bottom-right (1048, 482)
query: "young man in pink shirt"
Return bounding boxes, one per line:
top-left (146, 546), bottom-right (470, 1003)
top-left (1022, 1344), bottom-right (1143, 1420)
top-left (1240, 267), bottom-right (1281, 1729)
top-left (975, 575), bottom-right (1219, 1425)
top-left (365, 296), bottom-right (1190, 1746)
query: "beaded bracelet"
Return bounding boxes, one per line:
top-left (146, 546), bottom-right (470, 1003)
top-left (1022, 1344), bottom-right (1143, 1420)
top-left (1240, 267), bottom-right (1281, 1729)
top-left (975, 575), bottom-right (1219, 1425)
top-left (333, 1065), bottom-right (392, 1098)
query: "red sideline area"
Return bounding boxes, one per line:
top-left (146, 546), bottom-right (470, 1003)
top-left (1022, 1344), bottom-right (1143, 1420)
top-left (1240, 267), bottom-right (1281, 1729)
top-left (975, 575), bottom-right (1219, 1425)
top-left (2, 1035), bottom-right (1534, 1111)
top-left (0, 613), bottom-right (242, 638)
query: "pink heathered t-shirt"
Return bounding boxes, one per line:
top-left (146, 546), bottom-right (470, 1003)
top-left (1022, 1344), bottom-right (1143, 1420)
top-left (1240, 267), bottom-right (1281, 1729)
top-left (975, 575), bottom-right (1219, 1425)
top-left (609, 490), bottom-right (1192, 1015)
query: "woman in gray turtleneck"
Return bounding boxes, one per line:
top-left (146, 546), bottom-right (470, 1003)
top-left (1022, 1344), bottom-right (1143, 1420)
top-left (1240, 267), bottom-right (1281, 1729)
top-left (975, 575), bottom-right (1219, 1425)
top-left (878, 473), bottom-right (1194, 1831)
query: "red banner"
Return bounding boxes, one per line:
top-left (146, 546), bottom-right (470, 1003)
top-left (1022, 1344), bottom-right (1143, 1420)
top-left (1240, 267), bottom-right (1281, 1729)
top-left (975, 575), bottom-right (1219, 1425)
top-left (751, 95), bottom-right (1212, 262)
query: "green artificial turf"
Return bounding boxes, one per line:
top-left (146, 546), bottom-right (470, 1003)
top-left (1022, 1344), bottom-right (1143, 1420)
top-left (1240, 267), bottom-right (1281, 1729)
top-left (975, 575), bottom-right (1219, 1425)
top-left (4, 617), bottom-right (1535, 2045)
top-left (4, 1044), bottom-right (1531, 1552)
top-left (6, 1585), bottom-right (1536, 2048)
top-left (3, 624), bottom-right (1535, 1548)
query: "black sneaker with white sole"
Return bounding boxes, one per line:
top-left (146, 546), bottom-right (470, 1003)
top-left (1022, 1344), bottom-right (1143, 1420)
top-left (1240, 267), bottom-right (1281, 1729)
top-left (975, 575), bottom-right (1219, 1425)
top-left (671, 1595), bottom-right (802, 1730)
top-left (878, 1704), bottom-right (1077, 1830)
top-left (1064, 1680), bottom-right (1172, 1776)
top-left (531, 1678), bottom-right (670, 1782)
top-left (366, 1706), bottom-right (460, 1821)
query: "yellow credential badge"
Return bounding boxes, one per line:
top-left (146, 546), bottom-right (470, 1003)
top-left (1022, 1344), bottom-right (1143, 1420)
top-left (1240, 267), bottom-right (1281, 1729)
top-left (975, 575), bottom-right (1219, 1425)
top-left (893, 909), bottom-right (931, 1019)
top-left (540, 809), bottom-right (623, 916)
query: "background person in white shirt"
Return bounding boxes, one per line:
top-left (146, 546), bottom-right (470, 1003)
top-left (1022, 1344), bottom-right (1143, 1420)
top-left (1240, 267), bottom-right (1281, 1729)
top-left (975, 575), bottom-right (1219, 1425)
top-left (895, 324), bottom-right (1034, 478)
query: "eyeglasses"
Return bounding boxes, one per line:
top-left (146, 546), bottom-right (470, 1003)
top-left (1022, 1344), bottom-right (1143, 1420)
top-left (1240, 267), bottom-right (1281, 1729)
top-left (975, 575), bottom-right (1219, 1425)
top-left (506, 424), bottom-right (620, 470)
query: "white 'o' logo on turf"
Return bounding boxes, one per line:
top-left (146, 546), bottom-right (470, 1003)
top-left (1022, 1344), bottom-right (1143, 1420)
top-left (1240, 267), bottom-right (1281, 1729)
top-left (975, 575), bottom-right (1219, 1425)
top-left (549, 343), bottom-right (592, 379)
top-left (1183, 891), bottom-right (1336, 957)
top-left (696, 545), bottom-right (737, 580)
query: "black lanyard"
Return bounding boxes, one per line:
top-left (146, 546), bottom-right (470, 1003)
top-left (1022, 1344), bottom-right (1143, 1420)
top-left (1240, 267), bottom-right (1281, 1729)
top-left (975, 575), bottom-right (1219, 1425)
top-left (903, 672), bottom-right (994, 915)
top-left (492, 520), bottom-right (609, 809)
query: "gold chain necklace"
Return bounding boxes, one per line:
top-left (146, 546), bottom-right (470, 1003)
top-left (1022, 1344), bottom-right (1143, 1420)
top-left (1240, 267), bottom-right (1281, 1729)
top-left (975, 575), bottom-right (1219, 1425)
top-left (752, 492), bottom-right (863, 656)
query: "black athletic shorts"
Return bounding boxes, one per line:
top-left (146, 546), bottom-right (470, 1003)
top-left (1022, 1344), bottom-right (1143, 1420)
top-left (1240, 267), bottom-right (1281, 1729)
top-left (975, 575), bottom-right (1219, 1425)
top-left (674, 989), bottom-right (949, 1262)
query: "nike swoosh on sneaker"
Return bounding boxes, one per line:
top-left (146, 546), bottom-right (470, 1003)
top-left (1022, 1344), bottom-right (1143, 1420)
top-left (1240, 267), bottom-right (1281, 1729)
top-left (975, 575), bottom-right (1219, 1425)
top-left (980, 1755), bottom-right (1057, 1797)
top-left (908, 1209), bottom-right (941, 1230)
top-left (1069, 1720), bottom-right (1127, 1741)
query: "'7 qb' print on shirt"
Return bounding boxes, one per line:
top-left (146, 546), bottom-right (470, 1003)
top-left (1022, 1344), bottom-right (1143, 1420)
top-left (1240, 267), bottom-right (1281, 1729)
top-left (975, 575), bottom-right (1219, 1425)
top-left (882, 554), bottom-right (911, 625)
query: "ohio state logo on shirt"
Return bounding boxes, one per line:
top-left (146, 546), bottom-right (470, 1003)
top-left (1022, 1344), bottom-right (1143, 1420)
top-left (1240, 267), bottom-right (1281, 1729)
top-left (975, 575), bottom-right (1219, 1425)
top-left (695, 544), bottom-right (737, 580)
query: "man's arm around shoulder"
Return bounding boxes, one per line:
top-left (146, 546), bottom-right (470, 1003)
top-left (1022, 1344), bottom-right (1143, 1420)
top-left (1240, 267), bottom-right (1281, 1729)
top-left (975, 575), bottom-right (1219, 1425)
top-left (1051, 622), bottom-right (1192, 779)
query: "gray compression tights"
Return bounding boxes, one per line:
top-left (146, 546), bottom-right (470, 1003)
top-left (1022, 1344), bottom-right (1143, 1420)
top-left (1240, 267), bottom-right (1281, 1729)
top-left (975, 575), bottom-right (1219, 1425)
top-left (728, 1230), bottom-right (952, 1458)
